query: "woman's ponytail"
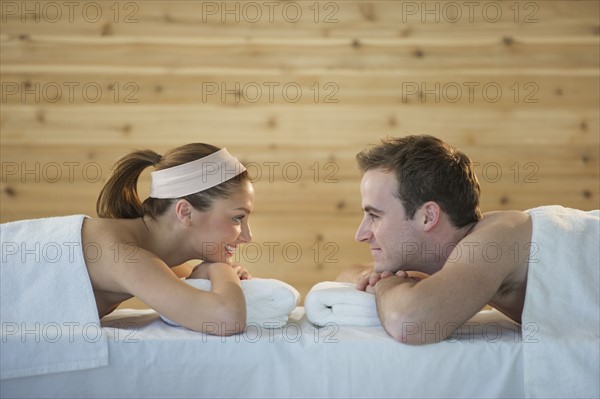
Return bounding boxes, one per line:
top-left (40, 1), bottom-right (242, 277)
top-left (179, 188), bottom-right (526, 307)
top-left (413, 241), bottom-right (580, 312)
top-left (96, 150), bottom-right (161, 218)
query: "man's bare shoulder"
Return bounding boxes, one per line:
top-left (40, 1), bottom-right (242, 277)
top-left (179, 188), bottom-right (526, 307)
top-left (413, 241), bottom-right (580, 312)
top-left (460, 210), bottom-right (532, 322)
top-left (456, 210), bottom-right (532, 274)
top-left (476, 210), bottom-right (531, 230)
top-left (465, 210), bottom-right (532, 246)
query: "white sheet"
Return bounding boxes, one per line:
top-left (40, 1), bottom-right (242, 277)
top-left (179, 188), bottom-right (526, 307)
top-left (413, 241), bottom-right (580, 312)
top-left (522, 206), bottom-right (600, 398)
top-left (160, 278), bottom-right (300, 328)
top-left (305, 281), bottom-right (380, 326)
top-left (2, 307), bottom-right (524, 398)
top-left (0, 215), bottom-right (108, 380)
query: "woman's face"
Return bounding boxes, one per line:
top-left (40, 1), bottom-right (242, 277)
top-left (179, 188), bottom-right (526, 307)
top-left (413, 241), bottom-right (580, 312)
top-left (190, 180), bottom-right (255, 264)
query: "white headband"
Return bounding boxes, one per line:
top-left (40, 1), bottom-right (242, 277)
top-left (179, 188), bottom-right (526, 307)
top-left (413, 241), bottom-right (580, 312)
top-left (149, 148), bottom-right (246, 199)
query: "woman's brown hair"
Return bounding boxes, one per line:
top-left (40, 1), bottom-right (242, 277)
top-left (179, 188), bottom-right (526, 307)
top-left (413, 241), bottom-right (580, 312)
top-left (96, 143), bottom-right (250, 219)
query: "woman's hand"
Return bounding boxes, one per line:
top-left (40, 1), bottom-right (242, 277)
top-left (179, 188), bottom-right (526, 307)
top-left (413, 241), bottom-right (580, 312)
top-left (231, 264), bottom-right (251, 280)
top-left (187, 263), bottom-right (211, 280)
top-left (188, 262), bottom-right (251, 281)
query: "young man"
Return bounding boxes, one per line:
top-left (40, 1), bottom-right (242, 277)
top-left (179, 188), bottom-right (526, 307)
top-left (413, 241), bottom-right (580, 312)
top-left (339, 137), bottom-right (598, 365)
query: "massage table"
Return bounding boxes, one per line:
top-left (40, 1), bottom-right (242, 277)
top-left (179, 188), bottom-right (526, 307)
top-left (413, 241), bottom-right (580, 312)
top-left (2, 307), bottom-right (524, 398)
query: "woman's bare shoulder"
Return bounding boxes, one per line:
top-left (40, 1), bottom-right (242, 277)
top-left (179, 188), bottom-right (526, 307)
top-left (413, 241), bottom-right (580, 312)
top-left (82, 217), bottom-right (142, 245)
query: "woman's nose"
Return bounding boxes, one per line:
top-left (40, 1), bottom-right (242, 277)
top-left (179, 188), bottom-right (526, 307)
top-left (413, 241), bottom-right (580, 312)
top-left (240, 222), bottom-right (252, 243)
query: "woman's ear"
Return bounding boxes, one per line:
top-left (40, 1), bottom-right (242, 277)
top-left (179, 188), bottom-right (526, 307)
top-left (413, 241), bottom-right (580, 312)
top-left (421, 201), bottom-right (441, 232)
top-left (174, 200), bottom-right (193, 226)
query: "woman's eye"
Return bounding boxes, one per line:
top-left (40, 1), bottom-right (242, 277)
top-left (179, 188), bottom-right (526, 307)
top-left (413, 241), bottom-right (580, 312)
top-left (368, 213), bottom-right (379, 220)
top-left (233, 215), bottom-right (244, 222)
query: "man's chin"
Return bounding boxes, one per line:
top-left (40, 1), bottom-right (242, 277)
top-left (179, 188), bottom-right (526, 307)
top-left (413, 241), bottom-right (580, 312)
top-left (373, 262), bottom-right (392, 273)
top-left (373, 261), bottom-right (405, 274)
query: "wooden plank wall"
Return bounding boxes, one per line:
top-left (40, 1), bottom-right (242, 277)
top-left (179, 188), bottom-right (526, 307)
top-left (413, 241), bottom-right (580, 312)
top-left (1, 1), bottom-right (599, 307)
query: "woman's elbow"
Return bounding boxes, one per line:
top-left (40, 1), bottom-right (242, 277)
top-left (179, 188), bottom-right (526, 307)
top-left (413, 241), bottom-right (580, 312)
top-left (211, 304), bottom-right (246, 336)
top-left (190, 304), bottom-right (246, 336)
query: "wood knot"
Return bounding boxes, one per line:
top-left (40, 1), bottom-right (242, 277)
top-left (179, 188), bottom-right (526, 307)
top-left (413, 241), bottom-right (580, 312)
top-left (122, 124), bottom-right (132, 135)
top-left (315, 234), bottom-right (324, 242)
top-left (36, 110), bottom-right (45, 123)
top-left (581, 154), bottom-right (590, 164)
top-left (502, 36), bottom-right (514, 46)
top-left (388, 116), bottom-right (397, 127)
top-left (499, 196), bottom-right (509, 205)
top-left (100, 23), bottom-right (113, 36)
top-left (351, 39), bottom-right (361, 48)
top-left (336, 200), bottom-right (346, 210)
top-left (359, 4), bottom-right (376, 21)
top-left (3, 186), bottom-right (17, 197)
top-left (413, 49), bottom-right (424, 58)
top-left (554, 88), bottom-right (563, 96)
top-left (582, 190), bottom-right (592, 199)
top-left (155, 85), bottom-right (163, 93)
top-left (399, 28), bottom-right (412, 38)
top-left (580, 121), bottom-right (588, 131)
top-left (17, 33), bottom-right (30, 41)
top-left (267, 117), bottom-right (277, 129)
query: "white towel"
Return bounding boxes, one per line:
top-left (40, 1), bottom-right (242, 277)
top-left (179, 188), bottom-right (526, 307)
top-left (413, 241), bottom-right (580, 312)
top-left (305, 281), bottom-right (381, 327)
top-left (522, 206), bottom-right (600, 398)
top-left (0, 215), bottom-right (108, 380)
top-left (160, 278), bottom-right (300, 329)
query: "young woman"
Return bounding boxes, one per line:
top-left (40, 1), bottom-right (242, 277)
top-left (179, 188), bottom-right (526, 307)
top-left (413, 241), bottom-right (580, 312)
top-left (91, 143), bottom-right (254, 335)
top-left (5, 143), bottom-right (254, 336)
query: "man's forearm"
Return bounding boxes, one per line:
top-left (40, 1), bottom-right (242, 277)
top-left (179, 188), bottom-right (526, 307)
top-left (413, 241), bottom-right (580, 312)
top-left (335, 264), bottom-right (372, 284)
top-left (374, 276), bottom-right (420, 342)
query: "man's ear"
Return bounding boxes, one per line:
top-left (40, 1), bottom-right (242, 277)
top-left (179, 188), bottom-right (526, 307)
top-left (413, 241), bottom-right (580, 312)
top-left (174, 200), bottom-right (193, 226)
top-left (421, 201), bottom-right (441, 232)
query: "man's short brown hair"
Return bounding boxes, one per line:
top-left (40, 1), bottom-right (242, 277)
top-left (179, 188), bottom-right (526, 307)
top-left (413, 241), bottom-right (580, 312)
top-left (356, 135), bottom-right (482, 227)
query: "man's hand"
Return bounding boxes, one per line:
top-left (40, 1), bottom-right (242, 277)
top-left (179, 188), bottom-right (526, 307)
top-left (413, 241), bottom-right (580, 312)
top-left (357, 270), bottom-right (393, 293)
top-left (357, 270), bottom-right (422, 293)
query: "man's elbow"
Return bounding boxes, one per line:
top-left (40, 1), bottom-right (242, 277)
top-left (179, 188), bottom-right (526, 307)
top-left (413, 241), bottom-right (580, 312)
top-left (381, 310), bottom-right (447, 345)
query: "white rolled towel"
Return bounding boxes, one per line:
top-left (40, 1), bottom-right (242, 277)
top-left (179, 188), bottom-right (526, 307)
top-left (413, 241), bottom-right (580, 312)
top-left (160, 278), bottom-right (300, 329)
top-left (305, 281), bottom-right (381, 327)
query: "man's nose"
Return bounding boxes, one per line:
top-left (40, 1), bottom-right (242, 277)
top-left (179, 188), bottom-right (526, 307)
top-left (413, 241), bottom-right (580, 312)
top-left (355, 220), bottom-right (372, 242)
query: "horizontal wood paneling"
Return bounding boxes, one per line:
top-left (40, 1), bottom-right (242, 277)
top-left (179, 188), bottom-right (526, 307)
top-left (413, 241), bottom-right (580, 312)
top-left (1, 73), bottom-right (598, 107)
top-left (1, 1), bottom-right (598, 39)
top-left (3, 38), bottom-right (598, 71)
top-left (1, 105), bottom-right (598, 145)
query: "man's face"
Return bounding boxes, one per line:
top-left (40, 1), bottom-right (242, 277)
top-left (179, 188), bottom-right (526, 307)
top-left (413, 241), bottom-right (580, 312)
top-left (355, 169), bottom-right (422, 273)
